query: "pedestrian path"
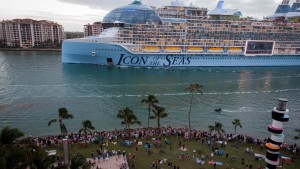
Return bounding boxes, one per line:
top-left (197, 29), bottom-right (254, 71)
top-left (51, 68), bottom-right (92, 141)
top-left (87, 156), bottom-right (129, 169)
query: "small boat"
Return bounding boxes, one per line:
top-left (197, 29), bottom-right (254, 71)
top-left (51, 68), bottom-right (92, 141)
top-left (164, 46), bottom-right (181, 53)
top-left (214, 108), bottom-right (222, 112)
top-left (208, 47), bottom-right (223, 53)
top-left (143, 46), bottom-right (160, 53)
top-left (227, 47), bottom-right (242, 54)
top-left (187, 47), bottom-right (203, 53)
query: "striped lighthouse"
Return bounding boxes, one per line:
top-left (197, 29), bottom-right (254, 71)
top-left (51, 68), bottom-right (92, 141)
top-left (265, 98), bottom-right (289, 169)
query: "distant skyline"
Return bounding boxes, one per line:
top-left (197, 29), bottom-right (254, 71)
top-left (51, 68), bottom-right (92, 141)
top-left (0, 0), bottom-right (284, 31)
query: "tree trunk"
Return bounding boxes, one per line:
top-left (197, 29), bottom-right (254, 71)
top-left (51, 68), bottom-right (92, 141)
top-left (157, 118), bottom-right (160, 135)
top-left (59, 118), bottom-right (63, 136)
top-left (158, 118), bottom-right (160, 129)
top-left (188, 93), bottom-right (194, 132)
top-left (148, 106), bottom-right (151, 128)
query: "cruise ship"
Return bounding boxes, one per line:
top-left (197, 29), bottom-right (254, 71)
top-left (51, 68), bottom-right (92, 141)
top-left (62, 0), bottom-right (300, 67)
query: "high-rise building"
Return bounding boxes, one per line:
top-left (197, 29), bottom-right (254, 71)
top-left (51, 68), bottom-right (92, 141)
top-left (0, 19), bottom-right (64, 48)
top-left (84, 22), bottom-right (103, 37)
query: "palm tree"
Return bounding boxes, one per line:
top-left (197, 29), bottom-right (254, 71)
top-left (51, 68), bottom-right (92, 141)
top-left (0, 127), bottom-right (26, 169)
top-left (186, 83), bottom-right (203, 131)
top-left (48, 108), bottom-right (73, 136)
top-left (141, 94), bottom-right (159, 128)
top-left (208, 122), bottom-right (225, 136)
top-left (117, 107), bottom-right (141, 130)
top-left (232, 119), bottom-right (242, 134)
top-left (0, 126), bottom-right (24, 145)
top-left (150, 105), bottom-right (168, 130)
top-left (78, 120), bottom-right (95, 136)
top-left (70, 154), bottom-right (90, 169)
top-left (0, 127), bottom-right (54, 169)
top-left (28, 148), bottom-right (55, 169)
top-left (294, 128), bottom-right (300, 140)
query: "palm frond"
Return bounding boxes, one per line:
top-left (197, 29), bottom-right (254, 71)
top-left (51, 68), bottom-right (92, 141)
top-left (59, 107), bottom-right (74, 119)
top-left (149, 116), bottom-right (156, 119)
top-left (208, 125), bottom-right (214, 132)
top-left (141, 99), bottom-right (148, 103)
top-left (135, 120), bottom-right (142, 126)
top-left (47, 119), bottom-right (57, 126)
top-left (0, 127), bottom-right (24, 145)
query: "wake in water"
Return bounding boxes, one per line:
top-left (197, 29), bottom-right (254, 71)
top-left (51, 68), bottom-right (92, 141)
top-left (1, 74), bottom-right (299, 88)
top-left (6, 88), bottom-right (299, 99)
top-left (221, 107), bottom-right (252, 113)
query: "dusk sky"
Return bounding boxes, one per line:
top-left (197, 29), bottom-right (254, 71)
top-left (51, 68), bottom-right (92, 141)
top-left (0, 0), bottom-right (283, 31)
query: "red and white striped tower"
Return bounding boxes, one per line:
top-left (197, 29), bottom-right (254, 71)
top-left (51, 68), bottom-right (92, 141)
top-left (265, 98), bottom-right (289, 169)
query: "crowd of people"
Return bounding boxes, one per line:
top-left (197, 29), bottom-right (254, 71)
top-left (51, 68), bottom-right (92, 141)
top-left (31, 126), bottom-right (298, 155)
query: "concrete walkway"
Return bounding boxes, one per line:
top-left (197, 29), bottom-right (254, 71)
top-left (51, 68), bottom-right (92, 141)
top-left (87, 156), bottom-right (129, 169)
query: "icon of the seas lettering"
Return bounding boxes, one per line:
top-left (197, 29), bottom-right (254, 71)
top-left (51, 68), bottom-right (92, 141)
top-left (117, 54), bottom-right (191, 67)
top-left (163, 55), bottom-right (191, 67)
top-left (117, 54), bottom-right (149, 65)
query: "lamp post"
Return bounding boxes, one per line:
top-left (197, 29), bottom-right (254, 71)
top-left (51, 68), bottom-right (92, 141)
top-left (62, 138), bottom-right (69, 166)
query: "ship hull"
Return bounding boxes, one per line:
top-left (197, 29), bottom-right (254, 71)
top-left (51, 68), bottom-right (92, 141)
top-left (62, 41), bottom-right (300, 67)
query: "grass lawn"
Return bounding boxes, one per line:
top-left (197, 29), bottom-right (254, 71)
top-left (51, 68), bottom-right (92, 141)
top-left (47, 136), bottom-right (299, 169)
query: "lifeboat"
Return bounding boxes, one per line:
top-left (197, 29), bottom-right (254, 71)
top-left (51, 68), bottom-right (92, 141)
top-left (164, 46), bottom-right (181, 53)
top-left (187, 47), bottom-right (203, 53)
top-left (143, 46), bottom-right (160, 53)
top-left (208, 47), bottom-right (223, 53)
top-left (227, 47), bottom-right (242, 54)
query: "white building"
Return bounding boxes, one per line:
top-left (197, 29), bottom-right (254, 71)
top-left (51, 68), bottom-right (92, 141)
top-left (84, 22), bottom-right (103, 37)
top-left (0, 19), bottom-right (65, 47)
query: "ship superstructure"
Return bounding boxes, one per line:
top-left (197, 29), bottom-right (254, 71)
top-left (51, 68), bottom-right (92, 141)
top-left (62, 0), bottom-right (300, 67)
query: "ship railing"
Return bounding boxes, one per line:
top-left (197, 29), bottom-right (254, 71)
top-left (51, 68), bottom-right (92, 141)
top-left (120, 44), bottom-right (249, 55)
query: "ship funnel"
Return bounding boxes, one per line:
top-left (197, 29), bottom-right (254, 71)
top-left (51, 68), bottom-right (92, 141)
top-left (216, 0), bottom-right (224, 9)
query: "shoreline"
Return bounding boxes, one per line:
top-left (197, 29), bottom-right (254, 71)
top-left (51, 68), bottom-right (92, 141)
top-left (0, 48), bottom-right (61, 51)
top-left (33, 126), bottom-right (299, 146)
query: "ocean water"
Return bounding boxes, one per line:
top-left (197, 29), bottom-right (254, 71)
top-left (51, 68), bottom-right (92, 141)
top-left (0, 51), bottom-right (299, 143)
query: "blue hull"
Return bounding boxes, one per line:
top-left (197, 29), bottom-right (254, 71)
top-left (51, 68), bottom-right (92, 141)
top-left (62, 41), bottom-right (300, 67)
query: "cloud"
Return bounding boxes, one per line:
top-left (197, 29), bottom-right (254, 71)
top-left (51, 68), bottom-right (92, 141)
top-left (191, 0), bottom-right (280, 19)
top-left (58, 0), bottom-right (174, 10)
top-left (0, 0), bottom-right (286, 31)
top-left (58, 0), bottom-right (282, 19)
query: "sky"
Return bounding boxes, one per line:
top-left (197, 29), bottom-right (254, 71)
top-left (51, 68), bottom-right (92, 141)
top-left (0, 0), bottom-right (284, 32)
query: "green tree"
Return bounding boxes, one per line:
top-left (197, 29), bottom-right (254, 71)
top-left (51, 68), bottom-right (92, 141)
top-left (48, 108), bottom-right (74, 136)
top-left (0, 127), bottom-right (54, 169)
top-left (208, 122), bottom-right (225, 136)
top-left (150, 105), bottom-right (168, 130)
top-left (0, 127), bottom-right (26, 169)
top-left (70, 154), bottom-right (91, 169)
top-left (294, 128), bottom-right (300, 140)
top-left (232, 119), bottom-right (242, 134)
top-left (186, 83), bottom-right (203, 131)
top-left (28, 148), bottom-right (55, 169)
top-left (141, 94), bottom-right (159, 128)
top-left (78, 120), bottom-right (95, 136)
top-left (117, 107), bottom-right (141, 130)
top-left (0, 126), bottom-right (24, 145)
